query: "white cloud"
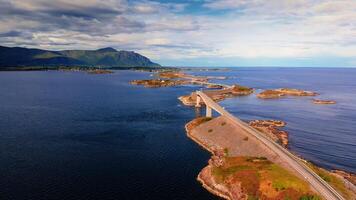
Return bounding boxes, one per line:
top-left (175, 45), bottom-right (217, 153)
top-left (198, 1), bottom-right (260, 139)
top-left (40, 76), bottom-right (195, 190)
top-left (0, 0), bottom-right (355, 65)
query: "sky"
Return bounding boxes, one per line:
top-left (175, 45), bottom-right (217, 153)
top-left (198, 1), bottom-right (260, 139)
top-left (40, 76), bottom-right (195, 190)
top-left (0, 0), bottom-right (355, 67)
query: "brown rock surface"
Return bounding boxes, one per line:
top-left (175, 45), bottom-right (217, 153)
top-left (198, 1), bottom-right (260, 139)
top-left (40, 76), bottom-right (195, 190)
top-left (249, 120), bottom-right (289, 147)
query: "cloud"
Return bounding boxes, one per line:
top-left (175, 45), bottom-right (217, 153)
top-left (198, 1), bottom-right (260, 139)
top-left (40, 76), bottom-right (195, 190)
top-left (0, 0), bottom-right (355, 66)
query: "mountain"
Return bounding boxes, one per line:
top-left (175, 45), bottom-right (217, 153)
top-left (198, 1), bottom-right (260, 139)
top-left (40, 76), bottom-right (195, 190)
top-left (0, 45), bottom-right (160, 69)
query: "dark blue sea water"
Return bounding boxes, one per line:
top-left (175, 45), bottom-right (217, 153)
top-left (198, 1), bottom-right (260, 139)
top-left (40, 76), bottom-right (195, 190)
top-left (0, 70), bottom-right (214, 200)
top-left (0, 68), bottom-right (355, 199)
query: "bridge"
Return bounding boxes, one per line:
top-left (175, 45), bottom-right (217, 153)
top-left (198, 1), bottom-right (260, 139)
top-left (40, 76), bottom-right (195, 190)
top-left (190, 80), bottom-right (231, 89)
top-left (195, 91), bottom-right (345, 200)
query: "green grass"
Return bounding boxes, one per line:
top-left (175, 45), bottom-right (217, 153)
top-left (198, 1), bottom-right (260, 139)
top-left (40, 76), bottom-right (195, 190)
top-left (223, 148), bottom-right (229, 156)
top-left (210, 157), bottom-right (322, 199)
top-left (299, 194), bottom-right (321, 200)
top-left (307, 163), bottom-right (351, 199)
top-left (268, 164), bottom-right (309, 192)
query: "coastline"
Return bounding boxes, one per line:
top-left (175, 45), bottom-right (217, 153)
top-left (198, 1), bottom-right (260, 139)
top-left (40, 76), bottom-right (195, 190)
top-left (185, 115), bottom-right (356, 199)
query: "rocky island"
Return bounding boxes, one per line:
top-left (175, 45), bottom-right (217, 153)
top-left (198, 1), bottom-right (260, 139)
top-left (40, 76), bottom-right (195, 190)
top-left (87, 69), bottom-right (114, 74)
top-left (130, 79), bottom-right (188, 87)
top-left (313, 99), bottom-right (337, 104)
top-left (257, 88), bottom-right (318, 99)
top-left (130, 71), bottom-right (228, 88)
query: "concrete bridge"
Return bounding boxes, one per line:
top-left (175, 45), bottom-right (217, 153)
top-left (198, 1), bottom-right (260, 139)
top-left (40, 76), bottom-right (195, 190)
top-left (195, 91), bottom-right (345, 200)
top-left (190, 80), bottom-right (231, 89)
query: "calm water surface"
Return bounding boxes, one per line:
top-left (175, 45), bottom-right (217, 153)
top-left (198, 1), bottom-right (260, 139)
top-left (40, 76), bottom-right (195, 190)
top-left (0, 68), bottom-right (355, 200)
top-left (0, 70), bottom-right (214, 200)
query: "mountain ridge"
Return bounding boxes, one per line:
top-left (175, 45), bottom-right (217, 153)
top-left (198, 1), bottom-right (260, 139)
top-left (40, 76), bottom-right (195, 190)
top-left (0, 45), bottom-right (160, 69)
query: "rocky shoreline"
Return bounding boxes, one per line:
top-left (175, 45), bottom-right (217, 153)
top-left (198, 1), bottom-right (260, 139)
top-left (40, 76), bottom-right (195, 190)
top-left (185, 117), bottom-right (356, 200)
top-left (249, 120), bottom-right (289, 147)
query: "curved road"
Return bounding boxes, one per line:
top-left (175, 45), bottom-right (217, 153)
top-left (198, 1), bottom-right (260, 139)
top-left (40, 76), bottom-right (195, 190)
top-left (196, 91), bottom-right (345, 200)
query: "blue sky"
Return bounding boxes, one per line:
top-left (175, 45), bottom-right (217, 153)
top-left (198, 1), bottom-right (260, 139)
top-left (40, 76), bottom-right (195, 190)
top-left (0, 0), bottom-right (355, 67)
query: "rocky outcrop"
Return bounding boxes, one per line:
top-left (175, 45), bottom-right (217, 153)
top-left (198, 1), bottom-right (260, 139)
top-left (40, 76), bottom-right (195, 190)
top-left (87, 69), bottom-right (113, 74)
top-left (249, 120), bottom-right (289, 147)
top-left (313, 99), bottom-right (336, 104)
top-left (257, 88), bottom-right (318, 99)
top-left (130, 79), bottom-right (188, 88)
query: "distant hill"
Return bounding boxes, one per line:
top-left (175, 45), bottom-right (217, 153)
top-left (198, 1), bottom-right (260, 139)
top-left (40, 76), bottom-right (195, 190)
top-left (0, 45), bottom-right (160, 69)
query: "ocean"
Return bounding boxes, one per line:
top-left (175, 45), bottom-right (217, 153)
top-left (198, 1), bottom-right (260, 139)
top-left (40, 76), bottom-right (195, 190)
top-left (0, 68), bottom-right (355, 199)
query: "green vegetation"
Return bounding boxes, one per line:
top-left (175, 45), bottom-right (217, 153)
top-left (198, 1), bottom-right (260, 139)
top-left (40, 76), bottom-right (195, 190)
top-left (223, 148), bottom-right (229, 156)
top-left (210, 156), bottom-right (321, 200)
top-left (307, 162), bottom-right (351, 199)
top-left (299, 195), bottom-right (321, 200)
top-left (268, 164), bottom-right (309, 192)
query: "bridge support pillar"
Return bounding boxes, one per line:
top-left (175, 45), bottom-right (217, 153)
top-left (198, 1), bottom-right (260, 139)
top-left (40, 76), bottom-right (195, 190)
top-left (195, 96), bottom-right (201, 107)
top-left (206, 106), bottom-right (212, 118)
